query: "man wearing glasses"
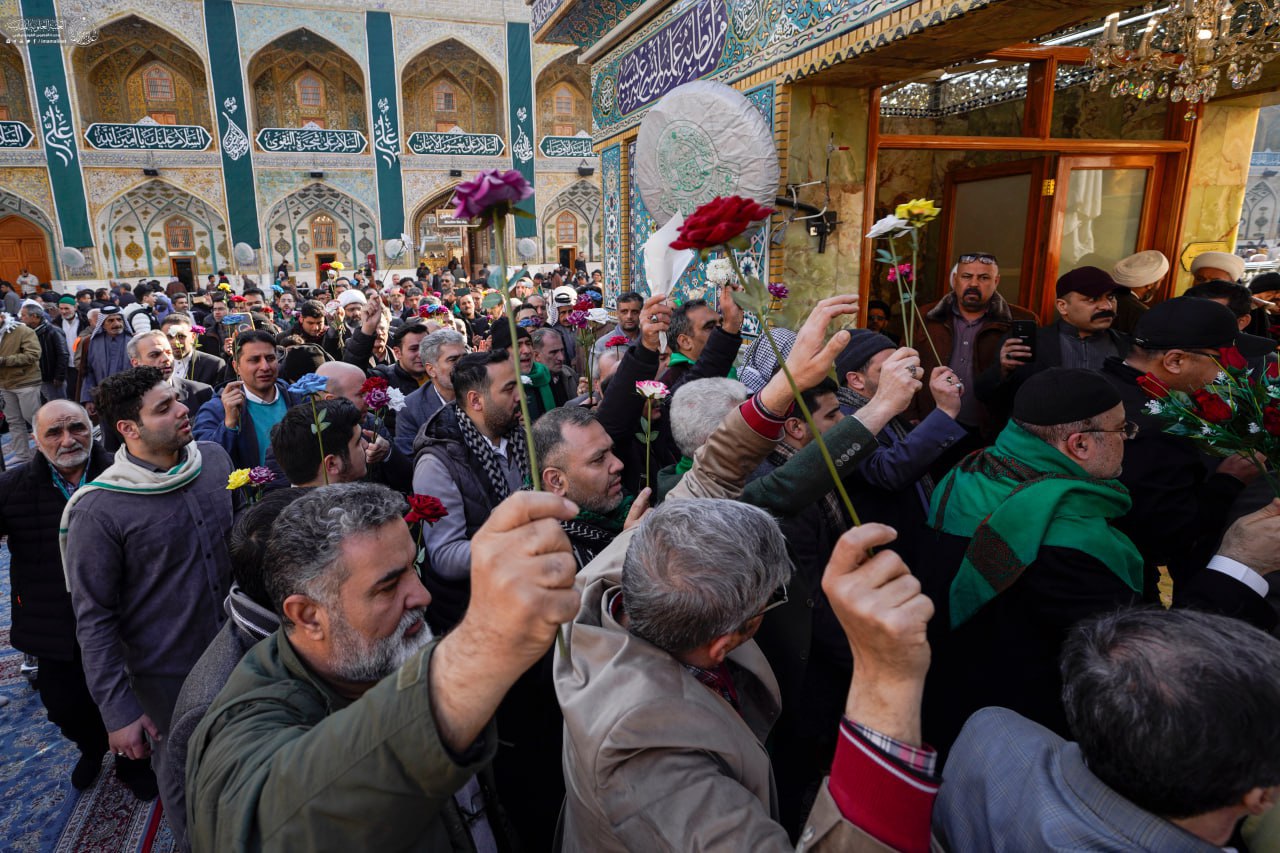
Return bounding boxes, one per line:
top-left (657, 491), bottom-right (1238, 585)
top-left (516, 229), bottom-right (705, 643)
top-left (911, 252), bottom-right (1036, 442)
top-left (922, 367), bottom-right (1280, 754)
top-left (1103, 296), bottom-right (1266, 603)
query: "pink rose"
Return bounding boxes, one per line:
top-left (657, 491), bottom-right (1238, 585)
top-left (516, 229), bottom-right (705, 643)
top-left (452, 169), bottom-right (534, 224)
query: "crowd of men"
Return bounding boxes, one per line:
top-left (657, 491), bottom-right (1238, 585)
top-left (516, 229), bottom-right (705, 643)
top-left (2, 247), bottom-right (1280, 852)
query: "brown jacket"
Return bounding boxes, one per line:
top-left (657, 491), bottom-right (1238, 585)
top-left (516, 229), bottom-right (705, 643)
top-left (906, 292), bottom-right (1036, 436)
top-left (0, 319), bottom-right (41, 388)
top-left (554, 403), bottom-right (905, 852)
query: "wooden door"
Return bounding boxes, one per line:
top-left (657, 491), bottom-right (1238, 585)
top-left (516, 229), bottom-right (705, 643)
top-left (0, 215), bottom-right (52, 285)
top-left (1041, 154), bottom-right (1164, 319)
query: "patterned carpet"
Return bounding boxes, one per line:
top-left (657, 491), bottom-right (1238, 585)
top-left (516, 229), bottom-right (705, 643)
top-left (1, 428), bottom-right (174, 852)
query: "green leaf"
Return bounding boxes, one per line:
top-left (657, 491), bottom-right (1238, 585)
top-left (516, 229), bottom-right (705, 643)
top-left (875, 249), bottom-right (896, 265)
top-left (481, 292), bottom-right (503, 310)
top-left (635, 432), bottom-right (650, 443)
top-left (732, 288), bottom-right (764, 315)
top-left (639, 417), bottom-right (651, 432)
top-left (511, 207), bottom-right (536, 220)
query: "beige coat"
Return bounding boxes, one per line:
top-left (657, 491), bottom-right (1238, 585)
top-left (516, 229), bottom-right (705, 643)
top-left (0, 319), bottom-right (41, 389)
top-left (554, 404), bottom-right (899, 852)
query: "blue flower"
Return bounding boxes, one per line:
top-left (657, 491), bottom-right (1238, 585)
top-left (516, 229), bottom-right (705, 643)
top-left (271, 283), bottom-right (284, 293)
top-left (288, 373), bottom-right (328, 396)
top-left (586, 289), bottom-right (602, 302)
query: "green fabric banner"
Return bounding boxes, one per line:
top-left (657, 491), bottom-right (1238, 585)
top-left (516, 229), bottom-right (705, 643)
top-left (21, 0), bottom-right (91, 247)
top-left (506, 22), bottom-right (537, 239)
top-left (366, 12), bottom-right (405, 238)
top-left (204, 0), bottom-right (260, 249)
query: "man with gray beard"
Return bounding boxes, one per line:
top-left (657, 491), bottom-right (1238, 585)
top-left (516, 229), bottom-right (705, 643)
top-left (186, 483), bottom-right (581, 852)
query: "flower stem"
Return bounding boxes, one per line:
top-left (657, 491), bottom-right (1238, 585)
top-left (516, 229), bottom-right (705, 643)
top-left (725, 253), bottom-right (861, 527)
top-left (644, 399), bottom-right (653, 488)
top-left (310, 395), bottom-right (328, 486)
top-left (885, 235), bottom-right (909, 350)
top-left (495, 214), bottom-right (541, 491)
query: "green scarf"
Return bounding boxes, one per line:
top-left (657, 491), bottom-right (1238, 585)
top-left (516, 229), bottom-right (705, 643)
top-left (525, 361), bottom-right (556, 412)
top-left (575, 493), bottom-right (636, 533)
top-left (928, 421), bottom-right (1143, 628)
top-left (667, 351), bottom-right (737, 379)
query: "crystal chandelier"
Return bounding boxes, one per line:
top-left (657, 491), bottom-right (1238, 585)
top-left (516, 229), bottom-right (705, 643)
top-left (1087, 1), bottom-right (1280, 114)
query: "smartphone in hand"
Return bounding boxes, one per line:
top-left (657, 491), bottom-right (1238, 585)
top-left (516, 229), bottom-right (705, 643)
top-left (1010, 320), bottom-right (1037, 362)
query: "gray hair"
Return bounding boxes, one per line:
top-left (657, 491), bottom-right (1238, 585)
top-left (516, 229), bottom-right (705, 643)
top-left (126, 329), bottom-right (168, 361)
top-left (622, 499), bottom-right (793, 654)
top-left (593, 346), bottom-right (622, 382)
top-left (530, 327), bottom-right (560, 352)
top-left (533, 406), bottom-right (597, 469)
top-left (264, 482), bottom-right (406, 627)
top-left (669, 378), bottom-right (749, 457)
top-left (420, 328), bottom-right (465, 365)
top-left (1062, 608), bottom-right (1280, 818)
top-left (1014, 416), bottom-right (1100, 446)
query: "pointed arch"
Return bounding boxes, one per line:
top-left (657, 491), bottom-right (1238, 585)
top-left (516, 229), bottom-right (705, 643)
top-left (540, 179), bottom-right (603, 263)
top-left (70, 15), bottom-right (212, 130)
top-left (95, 179), bottom-right (227, 279)
top-left (262, 182), bottom-right (378, 274)
top-left (536, 50), bottom-right (592, 140)
top-left (0, 189), bottom-right (58, 281)
top-left (0, 42), bottom-right (33, 126)
top-left (402, 39), bottom-right (504, 137)
top-left (1242, 181), bottom-right (1280, 244)
top-left (247, 29), bottom-right (367, 134)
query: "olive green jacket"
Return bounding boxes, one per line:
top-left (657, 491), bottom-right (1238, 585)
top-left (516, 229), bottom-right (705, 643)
top-left (186, 631), bottom-right (499, 852)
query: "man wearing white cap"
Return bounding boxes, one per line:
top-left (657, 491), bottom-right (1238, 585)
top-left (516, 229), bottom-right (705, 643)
top-left (550, 284), bottom-right (581, 373)
top-left (1190, 250), bottom-right (1246, 286)
top-left (323, 289), bottom-right (367, 361)
top-left (1111, 250), bottom-right (1169, 334)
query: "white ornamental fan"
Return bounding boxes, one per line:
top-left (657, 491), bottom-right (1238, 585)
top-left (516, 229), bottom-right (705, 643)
top-left (58, 247), bottom-right (86, 268)
top-left (233, 242), bottom-right (256, 265)
top-left (635, 80), bottom-right (779, 227)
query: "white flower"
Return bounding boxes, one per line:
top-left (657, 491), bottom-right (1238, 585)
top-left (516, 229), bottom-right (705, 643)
top-left (386, 387), bottom-right (406, 412)
top-left (521, 375), bottom-right (532, 385)
top-left (1215, 371), bottom-right (1228, 383)
top-left (865, 214), bottom-right (909, 239)
top-left (705, 258), bottom-right (734, 286)
top-left (1249, 422), bottom-right (1262, 434)
top-left (1144, 400), bottom-right (1163, 416)
top-left (1201, 425), bottom-right (1213, 435)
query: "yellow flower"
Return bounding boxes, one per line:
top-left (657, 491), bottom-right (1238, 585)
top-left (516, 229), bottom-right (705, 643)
top-left (331, 261), bottom-right (345, 271)
top-left (217, 282), bottom-right (231, 292)
top-left (894, 198), bottom-right (940, 226)
top-left (226, 468), bottom-right (251, 490)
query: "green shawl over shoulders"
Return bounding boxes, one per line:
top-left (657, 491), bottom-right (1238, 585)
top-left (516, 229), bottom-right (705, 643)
top-left (928, 421), bottom-right (1143, 628)
top-left (525, 361), bottom-right (556, 413)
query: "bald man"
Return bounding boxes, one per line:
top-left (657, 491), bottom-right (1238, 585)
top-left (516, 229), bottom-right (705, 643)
top-left (0, 401), bottom-right (156, 797)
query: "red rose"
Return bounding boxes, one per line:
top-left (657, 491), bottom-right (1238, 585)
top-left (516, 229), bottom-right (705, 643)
top-left (1265, 406), bottom-right (1280, 436)
top-left (669, 195), bottom-right (775, 251)
top-left (1267, 360), bottom-right (1279, 380)
top-left (573, 296), bottom-right (595, 312)
top-left (405, 494), bottom-right (448, 525)
top-left (603, 335), bottom-right (630, 348)
top-left (1191, 389), bottom-right (1233, 423)
top-left (1135, 373), bottom-right (1170, 399)
top-left (360, 376), bottom-right (389, 395)
top-left (230, 294), bottom-right (246, 304)
top-left (1218, 346), bottom-right (1247, 370)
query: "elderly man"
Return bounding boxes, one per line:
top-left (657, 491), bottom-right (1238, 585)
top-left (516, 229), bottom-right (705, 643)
top-left (65, 367), bottom-right (236, 818)
top-left (938, 609), bottom-right (1280, 850)
top-left (79, 305), bottom-right (130, 415)
top-left (923, 368), bottom-right (1280, 751)
top-left (342, 295), bottom-right (395, 371)
top-left (657, 377), bottom-right (750, 499)
top-left (394, 329), bottom-right (466, 457)
top-left (19, 301), bottom-right (68, 402)
top-left (162, 313), bottom-right (229, 387)
top-left (412, 349), bottom-right (528, 632)
top-left (1103, 298), bottom-right (1263, 596)
top-left (0, 400), bottom-right (155, 796)
top-left (186, 485), bottom-right (582, 851)
top-left (0, 305), bottom-right (43, 461)
top-left (193, 330), bottom-right (298, 469)
top-left (322, 289), bottom-right (366, 360)
top-left (910, 251), bottom-right (1037, 439)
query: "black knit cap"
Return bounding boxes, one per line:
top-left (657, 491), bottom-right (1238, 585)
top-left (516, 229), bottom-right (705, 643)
top-left (1250, 271), bottom-right (1280, 295)
top-left (489, 320), bottom-right (530, 352)
top-left (834, 328), bottom-right (896, 378)
top-left (281, 344), bottom-right (327, 382)
top-left (1132, 296), bottom-right (1237, 350)
top-left (1013, 368), bottom-right (1121, 426)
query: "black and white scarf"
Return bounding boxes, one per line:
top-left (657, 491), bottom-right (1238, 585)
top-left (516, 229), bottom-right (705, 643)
top-left (450, 401), bottom-right (530, 500)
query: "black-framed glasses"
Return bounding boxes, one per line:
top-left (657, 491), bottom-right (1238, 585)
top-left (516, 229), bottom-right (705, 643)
top-left (755, 583), bottom-right (789, 618)
top-left (1085, 421), bottom-right (1140, 440)
top-left (958, 253), bottom-right (999, 265)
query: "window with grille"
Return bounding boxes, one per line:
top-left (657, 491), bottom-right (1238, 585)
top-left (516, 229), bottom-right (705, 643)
top-left (145, 66), bottom-right (174, 101)
top-left (554, 85), bottom-right (574, 115)
top-left (434, 84), bottom-right (456, 112)
top-left (149, 111), bottom-right (177, 125)
top-left (312, 214), bottom-right (337, 249)
top-left (165, 217), bottom-right (194, 251)
top-left (298, 74), bottom-right (324, 109)
top-left (556, 212), bottom-right (577, 245)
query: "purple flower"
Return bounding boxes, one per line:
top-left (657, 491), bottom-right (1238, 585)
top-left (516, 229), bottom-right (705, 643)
top-left (565, 310), bottom-right (589, 329)
top-left (767, 283), bottom-right (790, 299)
top-left (452, 169), bottom-right (534, 224)
top-left (190, 324), bottom-right (206, 335)
top-left (248, 466), bottom-right (276, 486)
top-left (365, 388), bottom-right (390, 410)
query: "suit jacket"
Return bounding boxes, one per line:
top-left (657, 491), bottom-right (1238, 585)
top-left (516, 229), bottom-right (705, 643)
top-left (187, 349), bottom-right (230, 387)
top-left (935, 708), bottom-right (1224, 852)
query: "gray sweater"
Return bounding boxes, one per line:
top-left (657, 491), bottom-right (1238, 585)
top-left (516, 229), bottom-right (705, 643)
top-left (64, 441), bottom-right (236, 730)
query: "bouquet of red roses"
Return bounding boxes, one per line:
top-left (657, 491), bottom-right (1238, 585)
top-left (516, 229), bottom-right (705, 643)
top-left (1139, 347), bottom-right (1280, 496)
